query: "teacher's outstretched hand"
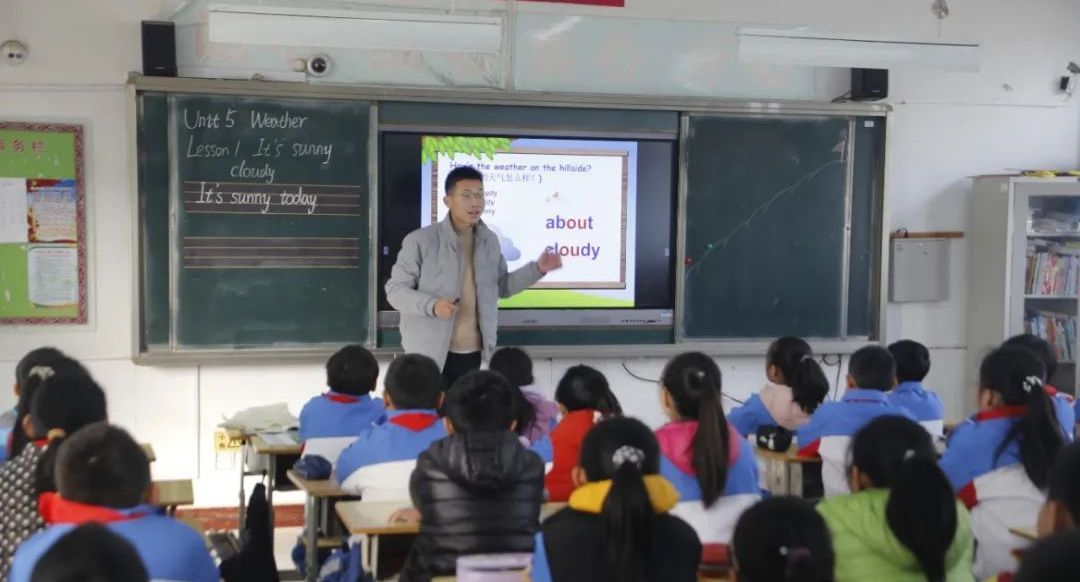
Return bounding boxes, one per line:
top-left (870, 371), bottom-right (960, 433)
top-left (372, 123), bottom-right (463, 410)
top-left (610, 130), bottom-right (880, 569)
top-left (537, 249), bottom-right (563, 274)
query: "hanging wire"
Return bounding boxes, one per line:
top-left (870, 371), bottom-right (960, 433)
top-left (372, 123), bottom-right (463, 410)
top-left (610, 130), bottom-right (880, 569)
top-left (620, 361), bottom-right (744, 405)
top-left (818, 354), bottom-right (844, 401)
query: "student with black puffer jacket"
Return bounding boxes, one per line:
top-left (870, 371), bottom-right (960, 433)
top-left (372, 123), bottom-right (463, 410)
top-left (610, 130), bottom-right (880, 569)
top-left (396, 370), bottom-right (545, 582)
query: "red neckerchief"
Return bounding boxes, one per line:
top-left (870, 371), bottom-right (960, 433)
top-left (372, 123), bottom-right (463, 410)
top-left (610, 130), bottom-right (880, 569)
top-left (38, 492), bottom-right (147, 525)
top-left (323, 392), bottom-right (360, 404)
top-left (388, 412), bottom-right (440, 431)
top-left (974, 405), bottom-right (1028, 422)
top-left (1046, 385), bottom-right (1075, 403)
top-left (32, 438), bottom-right (48, 448)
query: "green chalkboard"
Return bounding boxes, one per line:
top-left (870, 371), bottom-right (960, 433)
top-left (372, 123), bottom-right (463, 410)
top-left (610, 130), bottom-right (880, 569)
top-left (681, 115), bottom-right (882, 340)
top-left (139, 93), bottom-right (371, 349)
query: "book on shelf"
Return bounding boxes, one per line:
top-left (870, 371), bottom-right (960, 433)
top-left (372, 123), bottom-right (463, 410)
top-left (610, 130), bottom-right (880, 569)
top-left (1025, 245), bottom-right (1080, 296)
top-left (1025, 311), bottom-right (1077, 363)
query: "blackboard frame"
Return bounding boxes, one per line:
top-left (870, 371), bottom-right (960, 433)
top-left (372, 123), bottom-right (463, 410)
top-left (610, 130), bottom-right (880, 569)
top-left (674, 112), bottom-right (886, 343)
top-left (128, 74), bottom-right (890, 364)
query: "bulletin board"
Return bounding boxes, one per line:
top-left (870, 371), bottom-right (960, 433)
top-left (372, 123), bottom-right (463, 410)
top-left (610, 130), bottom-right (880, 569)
top-left (0, 122), bottom-right (87, 324)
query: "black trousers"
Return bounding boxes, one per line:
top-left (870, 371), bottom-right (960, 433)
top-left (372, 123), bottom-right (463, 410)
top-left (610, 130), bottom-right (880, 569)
top-left (443, 351), bottom-right (482, 390)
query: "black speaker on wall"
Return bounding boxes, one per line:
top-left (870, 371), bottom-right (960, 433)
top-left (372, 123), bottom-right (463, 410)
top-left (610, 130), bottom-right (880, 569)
top-left (141, 20), bottom-right (177, 77)
top-left (851, 68), bottom-right (888, 101)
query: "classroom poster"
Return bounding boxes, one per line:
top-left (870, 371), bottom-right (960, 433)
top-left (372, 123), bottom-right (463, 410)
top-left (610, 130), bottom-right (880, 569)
top-left (0, 123), bottom-right (86, 324)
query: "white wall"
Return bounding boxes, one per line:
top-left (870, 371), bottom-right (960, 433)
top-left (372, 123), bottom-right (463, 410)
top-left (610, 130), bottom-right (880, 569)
top-left (1, 0), bottom-right (1079, 506)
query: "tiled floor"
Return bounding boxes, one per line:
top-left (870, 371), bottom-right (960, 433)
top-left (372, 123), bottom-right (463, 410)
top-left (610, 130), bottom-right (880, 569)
top-left (274, 526), bottom-right (304, 579)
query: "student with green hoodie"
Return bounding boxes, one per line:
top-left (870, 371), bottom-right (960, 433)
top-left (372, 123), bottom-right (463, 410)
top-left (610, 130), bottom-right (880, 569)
top-left (818, 416), bottom-right (975, 582)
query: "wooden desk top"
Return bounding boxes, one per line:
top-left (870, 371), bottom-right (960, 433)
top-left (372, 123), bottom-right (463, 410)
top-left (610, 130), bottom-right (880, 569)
top-left (151, 479), bottom-right (194, 508)
top-left (251, 433), bottom-right (302, 455)
top-left (140, 443), bottom-right (156, 463)
top-left (753, 445), bottom-right (822, 464)
top-left (1009, 526), bottom-right (1038, 542)
top-left (336, 501), bottom-right (566, 536)
top-left (286, 470), bottom-right (350, 498)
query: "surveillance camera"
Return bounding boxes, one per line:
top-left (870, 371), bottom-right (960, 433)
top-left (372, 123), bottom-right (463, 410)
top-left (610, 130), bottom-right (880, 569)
top-left (1, 40), bottom-right (28, 66)
top-left (307, 54), bottom-right (331, 77)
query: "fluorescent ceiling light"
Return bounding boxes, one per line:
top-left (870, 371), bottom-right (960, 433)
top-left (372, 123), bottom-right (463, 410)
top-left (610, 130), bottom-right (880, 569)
top-left (738, 28), bottom-right (980, 72)
top-left (208, 4), bottom-right (503, 53)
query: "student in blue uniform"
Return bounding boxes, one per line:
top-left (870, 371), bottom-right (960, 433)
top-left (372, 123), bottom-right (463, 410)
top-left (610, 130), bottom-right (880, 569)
top-left (939, 346), bottom-right (1064, 579)
top-left (886, 339), bottom-right (945, 436)
top-left (796, 345), bottom-right (913, 497)
top-left (337, 353), bottom-right (447, 500)
top-left (11, 423), bottom-right (218, 582)
top-left (656, 352), bottom-right (760, 544)
top-left (30, 523), bottom-right (149, 582)
top-left (1003, 334), bottom-right (1076, 440)
top-left (727, 337), bottom-right (830, 438)
top-left (298, 344), bottom-right (385, 442)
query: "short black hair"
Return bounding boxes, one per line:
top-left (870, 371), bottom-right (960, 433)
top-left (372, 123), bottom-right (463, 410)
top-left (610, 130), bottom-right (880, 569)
top-left (1003, 334), bottom-right (1058, 380)
top-left (384, 354), bottom-right (442, 410)
top-left (488, 347), bottom-right (535, 388)
top-left (1015, 530), bottom-right (1080, 582)
top-left (848, 345), bottom-right (896, 391)
top-left (326, 345), bottom-right (379, 396)
top-left (31, 523), bottom-right (148, 582)
top-left (444, 166), bottom-right (484, 194)
top-left (443, 370), bottom-right (516, 433)
top-left (56, 423), bottom-right (150, 509)
top-left (888, 340), bottom-right (931, 383)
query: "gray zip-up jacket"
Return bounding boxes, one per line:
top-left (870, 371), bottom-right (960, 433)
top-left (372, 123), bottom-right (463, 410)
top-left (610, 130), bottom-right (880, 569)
top-left (386, 218), bottom-right (544, 370)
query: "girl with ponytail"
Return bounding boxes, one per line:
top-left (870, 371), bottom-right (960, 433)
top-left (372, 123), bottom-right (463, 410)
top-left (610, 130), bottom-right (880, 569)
top-left (7, 347), bottom-right (67, 459)
top-left (0, 355), bottom-right (105, 580)
top-left (545, 365), bottom-right (622, 501)
top-left (732, 497), bottom-right (835, 582)
top-left (728, 337), bottom-right (830, 437)
top-left (940, 346), bottom-right (1064, 578)
top-left (818, 415), bottom-right (973, 581)
top-left (656, 352), bottom-right (760, 543)
top-left (531, 417), bottom-right (702, 582)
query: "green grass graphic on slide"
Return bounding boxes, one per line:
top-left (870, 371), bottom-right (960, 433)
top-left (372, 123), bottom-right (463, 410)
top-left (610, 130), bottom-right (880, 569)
top-left (499, 289), bottom-right (633, 309)
top-left (421, 136), bottom-right (511, 165)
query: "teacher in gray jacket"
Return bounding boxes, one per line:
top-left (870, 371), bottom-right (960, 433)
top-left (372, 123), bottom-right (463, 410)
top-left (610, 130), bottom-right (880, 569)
top-left (386, 166), bottom-right (562, 388)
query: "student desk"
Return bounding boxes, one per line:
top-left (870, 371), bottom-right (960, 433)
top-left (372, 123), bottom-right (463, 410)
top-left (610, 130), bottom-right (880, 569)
top-left (230, 429), bottom-right (301, 532)
top-left (754, 446), bottom-right (821, 497)
top-left (335, 500), bottom-right (566, 578)
top-left (287, 470), bottom-right (354, 582)
top-left (151, 479), bottom-right (194, 516)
